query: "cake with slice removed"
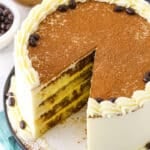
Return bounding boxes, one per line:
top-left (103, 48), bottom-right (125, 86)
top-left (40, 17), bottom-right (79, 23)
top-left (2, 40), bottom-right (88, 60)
top-left (6, 0), bottom-right (150, 149)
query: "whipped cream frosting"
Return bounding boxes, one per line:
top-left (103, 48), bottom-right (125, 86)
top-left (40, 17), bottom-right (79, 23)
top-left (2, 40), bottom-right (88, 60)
top-left (87, 101), bottom-right (150, 150)
top-left (139, 146), bottom-right (148, 150)
top-left (87, 82), bottom-right (150, 117)
top-left (7, 76), bottom-right (50, 149)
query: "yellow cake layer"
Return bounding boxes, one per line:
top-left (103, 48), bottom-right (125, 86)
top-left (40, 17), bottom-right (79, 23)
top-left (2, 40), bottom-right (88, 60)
top-left (35, 87), bottom-right (90, 137)
top-left (37, 79), bottom-right (90, 123)
top-left (35, 65), bottom-right (92, 118)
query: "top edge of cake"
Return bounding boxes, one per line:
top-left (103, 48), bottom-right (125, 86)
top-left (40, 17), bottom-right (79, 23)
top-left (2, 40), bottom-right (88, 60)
top-left (14, 0), bottom-right (150, 89)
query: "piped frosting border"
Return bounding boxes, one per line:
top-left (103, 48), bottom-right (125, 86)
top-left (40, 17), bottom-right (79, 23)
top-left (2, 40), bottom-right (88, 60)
top-left (87, 82), bottom-right (150, 118)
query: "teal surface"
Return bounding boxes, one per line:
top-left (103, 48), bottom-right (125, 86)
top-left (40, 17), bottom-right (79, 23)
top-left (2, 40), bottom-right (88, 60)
top-left (0, 112), bottom-right (21, 150)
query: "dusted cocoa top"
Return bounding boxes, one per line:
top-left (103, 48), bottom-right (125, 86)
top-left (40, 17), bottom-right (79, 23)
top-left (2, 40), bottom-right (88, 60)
top-left (29, 1), bottom-right (150, 99)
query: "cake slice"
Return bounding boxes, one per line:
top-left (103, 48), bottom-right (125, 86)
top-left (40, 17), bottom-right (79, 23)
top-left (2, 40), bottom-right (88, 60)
top-left (6, 0), bottom-right (150, 149)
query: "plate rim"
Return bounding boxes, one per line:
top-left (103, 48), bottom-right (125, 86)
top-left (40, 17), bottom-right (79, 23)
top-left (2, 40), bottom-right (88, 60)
top-left (3, 68), bottom-right (26, 150)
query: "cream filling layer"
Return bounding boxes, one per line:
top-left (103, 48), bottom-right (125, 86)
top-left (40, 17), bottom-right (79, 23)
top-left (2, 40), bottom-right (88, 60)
top-left (37, 89), bottom-right (89, 136)
top-left (34, 63), bottom-right (93, 109)
top-left (36, 79), bottom-right (90, 124)
top-left (36, 71), bottom-right (91, 119)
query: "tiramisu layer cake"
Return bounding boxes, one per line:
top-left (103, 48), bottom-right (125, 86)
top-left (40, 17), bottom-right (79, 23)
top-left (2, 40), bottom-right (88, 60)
top-left (6, 0), bottom-right (150, 149)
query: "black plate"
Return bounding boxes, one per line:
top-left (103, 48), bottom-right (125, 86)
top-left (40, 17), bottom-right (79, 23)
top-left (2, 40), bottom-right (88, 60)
top-left (3, 68), bottom-right (26, 150)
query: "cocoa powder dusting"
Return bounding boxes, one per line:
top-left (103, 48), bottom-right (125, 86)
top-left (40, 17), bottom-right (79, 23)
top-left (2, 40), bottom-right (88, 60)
top-left (29, 1), bottom-right (150, 98)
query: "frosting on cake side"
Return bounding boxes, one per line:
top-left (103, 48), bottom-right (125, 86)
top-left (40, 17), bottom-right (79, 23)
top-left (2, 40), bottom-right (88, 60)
top-left (87, 101), bottom-right (150, 150)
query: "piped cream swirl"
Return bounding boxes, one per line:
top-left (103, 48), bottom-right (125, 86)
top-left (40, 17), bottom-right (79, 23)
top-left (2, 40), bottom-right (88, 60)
top-left (96, 0), bottom-right (150, 22)
top-left (87, 82), bottom-right (150, 118)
